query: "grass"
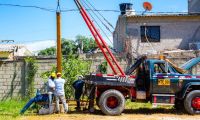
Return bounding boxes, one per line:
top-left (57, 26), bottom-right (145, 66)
top-left (0, 99), bottom-right (177, 120)
top-left (0, 99), bottom-right (30, 119)
top-left (126, 100), bottom-right (152, 109)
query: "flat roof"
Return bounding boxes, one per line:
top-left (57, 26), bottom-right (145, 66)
top-left (125, 14), bottom-right (200, 18)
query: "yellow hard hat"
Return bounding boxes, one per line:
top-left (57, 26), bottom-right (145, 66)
top-left (51, 73), bottom-right (56, 77)
top-left (57, 72), bottom-right (62, 75)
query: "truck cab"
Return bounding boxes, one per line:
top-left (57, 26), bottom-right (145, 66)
top-left (133, 58), bottom-right (200, 114)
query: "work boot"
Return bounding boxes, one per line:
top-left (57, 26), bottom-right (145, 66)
top-left (75, 107), bottom-right (81, 111)
top-left (76, 101), bottom-right (81, 110)
top-left (55, 111), bottom-right (60, 114)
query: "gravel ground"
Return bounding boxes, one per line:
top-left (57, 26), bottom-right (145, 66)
top-left (19, 110), bottom-right (200, 120)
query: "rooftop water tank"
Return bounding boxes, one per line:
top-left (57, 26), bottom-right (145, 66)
top-left (119, 3), bottom-right (133, 15)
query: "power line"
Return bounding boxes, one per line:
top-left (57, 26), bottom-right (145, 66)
top-left (0, 3), bottom-right (188, 14)
top-left (81, 0), bottom-right (113, 45)
top-left (56, 0), bottom-right (61, 12)
top-left (0, 3), bottom-right (56, 12)
top-left (82, 0), bottom-right (113, 34)
top-left (85, 0), bottom-right (115, 29)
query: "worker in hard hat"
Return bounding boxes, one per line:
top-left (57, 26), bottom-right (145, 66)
top-left (47, 73), bottom-right (56, 108)
top-left (54, 72), bottom-right (68, 113)
top-left (72, 75), bottom-right (85, 110)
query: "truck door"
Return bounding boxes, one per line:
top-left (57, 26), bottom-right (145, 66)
top-left (151, 62), bottom-right (179, 94)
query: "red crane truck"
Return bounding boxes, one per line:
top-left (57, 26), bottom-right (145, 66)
top-left (74, 0), bottom-right (200, 115)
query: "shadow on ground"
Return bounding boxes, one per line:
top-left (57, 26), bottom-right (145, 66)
top-left (68, 108), bottom-right (186, 115)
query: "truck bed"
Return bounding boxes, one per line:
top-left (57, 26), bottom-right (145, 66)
top-left (84, 74), bottom-right (136, 87)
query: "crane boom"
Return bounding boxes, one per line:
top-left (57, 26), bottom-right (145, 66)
top-left (74, 0), bottom-right (125, 75)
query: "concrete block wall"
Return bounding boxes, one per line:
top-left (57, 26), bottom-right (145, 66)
top-left (0, 57), bottom-right (56, 100)
top-left (0, 61), bottom-right (25, 100)
top-left (0, 51), bottom-right (200, 100)
top-left (85, 53), bottom-right (128, 74)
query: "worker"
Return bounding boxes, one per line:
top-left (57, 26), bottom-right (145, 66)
top-left (54, 72), bottom-right (68, 113)
top-left (72, 75), bottom-right (85, 110)
top-left (47, 73), bottom-right (56, 107)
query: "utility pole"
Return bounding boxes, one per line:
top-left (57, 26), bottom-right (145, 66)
top-left (56, 0), bottom-right (62, 73)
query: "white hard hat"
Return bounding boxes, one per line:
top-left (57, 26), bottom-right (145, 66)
top-left (78, 75), bottom-right (83, 79)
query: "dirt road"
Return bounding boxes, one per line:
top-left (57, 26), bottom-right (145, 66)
top-left (20, 109), bottom-right (200, 120)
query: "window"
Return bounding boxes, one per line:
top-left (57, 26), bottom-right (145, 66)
top-left (141, 26), bottom-right (160, 42)
top-left (154, 63), bottom-right (166, 73)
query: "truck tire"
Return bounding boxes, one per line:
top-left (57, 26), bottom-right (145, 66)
top-left (184, 90), bottom-right (200, 115)
top-left (98, 89), bottom-right (125, 116)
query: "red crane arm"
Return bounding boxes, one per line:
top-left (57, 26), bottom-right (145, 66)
top-left (74, 0), bottom-right (125, 75)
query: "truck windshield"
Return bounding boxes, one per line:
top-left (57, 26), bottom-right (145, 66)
top-left (154, 63), bottom-right (179, 74)
top-left (154, 63), bottom-right (166, 73)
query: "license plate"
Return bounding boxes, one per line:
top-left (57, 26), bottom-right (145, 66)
top-left (158, 79), bottom-right (170, 86)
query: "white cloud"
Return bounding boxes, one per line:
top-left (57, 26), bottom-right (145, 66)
top-left (24, 40), bottom-right (56, 53)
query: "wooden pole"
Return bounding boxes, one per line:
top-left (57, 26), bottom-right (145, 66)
top-left (56, 12), bottom-right (62, 73)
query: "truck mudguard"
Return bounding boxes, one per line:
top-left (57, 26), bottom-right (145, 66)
top-left (180, 82), bottom-right (200, 99)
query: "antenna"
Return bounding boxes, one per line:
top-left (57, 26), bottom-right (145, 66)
top-left (142, 2), bottom-right (152, 15)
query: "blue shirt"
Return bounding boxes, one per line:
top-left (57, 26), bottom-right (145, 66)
top-left (54, 77), bottom-right (66, 96)
top-left (47, 78), bottom-right (55, 93)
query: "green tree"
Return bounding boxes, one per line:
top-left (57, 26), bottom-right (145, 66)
top-left (38, 35), bottom-right (97, 56)
top-left (76, 35), bottom-right (97, 53)
top-left (25, 57), bottom-right (38, 98)
top-left (38, 47), bottom-right (56, 56)
top-left (61, 38), bottom-right (77, 55)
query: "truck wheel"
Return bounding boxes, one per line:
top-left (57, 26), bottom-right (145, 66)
top-left (98, 89), bottom-right (125, 116)
top-left (184, 90), bottom-right (200, 115)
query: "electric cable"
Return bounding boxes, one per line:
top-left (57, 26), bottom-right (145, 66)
top-left (80, 0), bottom-right (113, 46)
top-left (0, 3), bottom-right (56, 12)
top-left (0, 3), bottom-right (188, 14)
top-left (56, 0), bottom-right (61, 12)
top-left (85, 0), bottom-right (115, 29)
top-left (144, 26), bottom-right (157, 53)
top-left (82, 0), bottom-right (113, 34)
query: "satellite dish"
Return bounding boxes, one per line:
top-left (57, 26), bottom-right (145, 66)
top-left (143, 2), bottom-right (152, 11)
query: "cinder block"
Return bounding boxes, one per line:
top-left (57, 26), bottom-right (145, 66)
top-left (3, 75), bottom-right (10, 79)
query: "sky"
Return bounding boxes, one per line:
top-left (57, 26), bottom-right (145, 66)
top-left (0, 0), bottom-right (188, 48)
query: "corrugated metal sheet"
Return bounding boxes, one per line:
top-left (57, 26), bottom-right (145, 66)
top-left (0, 44), bottom-right (24, 52)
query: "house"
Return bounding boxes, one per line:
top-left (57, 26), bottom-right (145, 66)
top-left (0, 44), bottom-right (32, 60)
top-left (113, 0), bottom-right (200, 57)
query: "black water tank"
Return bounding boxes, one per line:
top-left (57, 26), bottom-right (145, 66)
top-left (119, 3), bottom-right (133, 15)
